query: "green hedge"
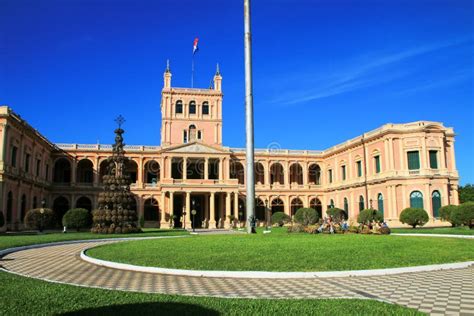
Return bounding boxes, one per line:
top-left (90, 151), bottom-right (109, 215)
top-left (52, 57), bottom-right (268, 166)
top-left (399, 208), bottom-right (429, 228)
top-left (294, 208), bottom-right (318, 226)
top-left (451, 202), bottom-right (474, 229)
top-left (62, 208), bottom-right (92, 231)
top-left (271, 212), bottom-right (291, 227)
top-left (439, 205), bottom-right (458, 226)
top-left (326, 208), bottom-right (346, 222)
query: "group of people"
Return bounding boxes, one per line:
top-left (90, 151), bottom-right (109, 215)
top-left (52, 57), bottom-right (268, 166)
top-left (317, 216), bottom-right (389, 234)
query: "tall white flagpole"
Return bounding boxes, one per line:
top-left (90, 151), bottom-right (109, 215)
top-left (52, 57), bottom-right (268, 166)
top-left (244, 0), bottom-right (256, 233)
top-left (191, 54), bottom-right (194, 88)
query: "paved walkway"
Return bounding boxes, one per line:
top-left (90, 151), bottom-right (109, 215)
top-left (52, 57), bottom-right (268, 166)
top-left (1, 240), bottom-right (473, 315)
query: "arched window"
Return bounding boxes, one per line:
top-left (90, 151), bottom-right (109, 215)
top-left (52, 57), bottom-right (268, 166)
top-left (344, 197), bottom-right (349, 215)
top-left (254, 162), bottom-right (265, 185)
top-left (359, 195), bottom-right (365, 211)
top-left (230, 160), bottom-right (244, 184)
top-left (189, 125), bottom-right (197, 141)
top-left (432, 191), bottom-right (441, 218)
top-left (76, 196), bottom-right (92, 212)
top-left (290, 198), bottom-right (303, 216)
top-left (271, 198), bottom-right (284, 214)
top-left (310, 198), bottom-right (322, 218)
top-left (377, 193), bottom-right (384, 216)
top-left (189, 101), bottom-right (196, 114)
top-left (76, 159), bottom-right (93, 184)
top-left (270, 163), bottom-right (284, 185)
top-left (410, 191), bottom-right (424, 209)
top-left (175, 100), bottom-right (183, 114)
top-left (308, 164), bottom-right (321, 185)
top-left (53, 196), bottom-right (70, 226)
top-left (202, 101), bottom-right (209, 115)
top-left (290, 163), bottom-right (303, 185)
top-left (53, 158), bottom-right (71, 183)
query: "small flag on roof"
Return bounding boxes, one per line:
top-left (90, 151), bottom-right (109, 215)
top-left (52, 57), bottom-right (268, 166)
top-left (193, 37), bottom-right (199, 55)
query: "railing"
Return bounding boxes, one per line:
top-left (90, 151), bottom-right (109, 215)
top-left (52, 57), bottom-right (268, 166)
top-left (55, 144), bottom-right (161, 152)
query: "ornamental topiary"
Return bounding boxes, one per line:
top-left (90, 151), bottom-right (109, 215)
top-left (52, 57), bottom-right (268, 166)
top-left (326, 207), bottom-right (346, 223)
top-left (439, 205), bottom-right (458, 226)
top-left (399, 207), bottom-right (429, 228)
top-left (451, 202), bottom-right (474, 229)
top-left (24, 208), bottom-right (56, 232)
top-left (357, 208), bottom-right (384, 224)
top-left (271, 212), bottom-right (291, 227)
top-left (62, 208), bottom-right (92, 231)
top-left (294, 207), bottom-right (319, 226)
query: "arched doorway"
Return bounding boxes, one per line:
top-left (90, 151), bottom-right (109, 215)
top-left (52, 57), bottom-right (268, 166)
top-left (76, 196), bottom-right (92, 212)
top-left (53, 196), bottom-right (70, 226)
top-left (432, 191), bottom-right (441, 218)
top-left (53, 158), bottom-right (71, 184)
top-left (270, 163), bottom-right (284, 185)
top-left (308, 164), bottom-right (321, 185)
top-left (290, 198), bottom-right (303, 216)
top-left (310, 198), bottom-right (322, 218)
top-left (289, 163), bottom-right (303, 185)
top-left (271, 198), bottom-right (284, 214)
top-left (144, 198), bottom-right (160, 226)
top-left (255, 198), bottom-right (266, 222)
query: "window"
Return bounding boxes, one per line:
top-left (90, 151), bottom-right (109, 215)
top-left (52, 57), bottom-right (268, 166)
top-left (25, 153), bottom-right (30, 173)
top-left (197, 131), bottom-right (202, 140)
top-left (189, 125), bottom-right (196, 141)
top-left (374, 155), bottom-right (381, 173)
top-left (343, 197), bottom-right (349, 214)
top-left (429, 150), bottom-right (438, 169)
top-left (189, 101), bottom-right (196, 114)
top-left (175, 100), bottom-right (183, 114)
top-left (410, 191), bottom-right (424, 209)
top-left (328, 169), bottom-right (333, 183)
top-left (36, 159), bottom-right (41, 176)
top-left (377, 193), bottom-right (384, 216)
top-left (359, 195), bottom-right (365, 211)
top-left (407, 151), bottom-right (420, 170)
top-left (356, 161), bottom-right (362, 177)
top-left (341, 165), bottom-right (346, 180)
top-left (432, 191), bottom-right (441, 217)
top-left (183, 131), bottom-right (188, 143)
top-left (11, 146), bottom-right (17, 167)
top-left (202, 102), bottom-right (209, 115)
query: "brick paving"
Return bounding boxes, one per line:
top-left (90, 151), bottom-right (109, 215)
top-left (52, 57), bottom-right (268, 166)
top-left (1, 240), bottom-right (473, 315)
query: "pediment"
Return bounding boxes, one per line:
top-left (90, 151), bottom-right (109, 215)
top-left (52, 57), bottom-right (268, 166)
top-left (162, 142), bottom-right (227, 154)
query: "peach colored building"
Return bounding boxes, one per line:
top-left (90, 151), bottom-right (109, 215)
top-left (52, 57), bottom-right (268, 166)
top-left (0, 65), bottom-right (460, 231)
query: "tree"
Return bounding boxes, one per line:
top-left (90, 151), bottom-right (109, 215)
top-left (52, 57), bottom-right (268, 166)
top-left (458, 184), bottom-right (474, 204)
top-left (271, 212), bottom-right (291, 227)
top-left (357, 209), bottom-right (383, 224)
top-left (399, 208), bottom-right (429, 228)
top-left (326, 208), bottom-right (346, 223)
top-left (439, 205), bottom-right (458, 227)
top-left (24, 208), bottom-right (55, 232)
top-left (451, 202), bottom-right (474, 229)
top-left (294, 208), bottom-right (318, 226)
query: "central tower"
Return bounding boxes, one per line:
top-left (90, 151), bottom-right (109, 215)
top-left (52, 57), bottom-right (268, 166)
top-left (160, 62), bottom-right (223, 148)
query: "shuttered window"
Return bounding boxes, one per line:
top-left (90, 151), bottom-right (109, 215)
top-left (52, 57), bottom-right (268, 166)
top-left (407, 151), bottom-right (420, 170)
top-left (356, 161), bottom-right (362, 177)
top-left (374, 155), bottom-right (381, 173)
top-left (429, 150), bottom-right (438, 169)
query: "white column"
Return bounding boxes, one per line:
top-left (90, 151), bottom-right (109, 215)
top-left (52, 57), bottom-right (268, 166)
top-left (183, 157), bottom-right (187, 180)
top-left (204, 158), bottom-right (209, 180)
top-left (185, 191), bottom-right (191, 228)
top-left (210, 192), bottom-right (216, 228)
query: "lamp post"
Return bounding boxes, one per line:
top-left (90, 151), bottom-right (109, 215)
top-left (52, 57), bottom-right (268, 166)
top-left (191, 199), bottom-right (196, 232)
top-left (265, 198), bottom-right (270, 231)
top-left (39, 199), bottom-right (46, 233)
top-left (182, 206), bottom-right (186, 229)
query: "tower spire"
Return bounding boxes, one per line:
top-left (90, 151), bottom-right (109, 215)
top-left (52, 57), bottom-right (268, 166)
top-left (165, 59), bottom-right (170, 73)
top-left (216, 63), bottom-right (220, 75)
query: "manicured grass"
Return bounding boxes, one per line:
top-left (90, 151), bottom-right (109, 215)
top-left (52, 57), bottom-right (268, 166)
top-left (0, 228), bottom-right (188, 251)
top-left (0, 231), bottom-right (422, 315)
top-left (88, 229), bottom-right (474, 271)
top-left (392, 226), bottom-right (474, 235)
top-left (0, 271), bottom-right (423, 315)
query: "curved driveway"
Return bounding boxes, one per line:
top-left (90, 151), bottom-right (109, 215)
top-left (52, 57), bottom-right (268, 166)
top-left (1, 239), bottom-right (473, 315)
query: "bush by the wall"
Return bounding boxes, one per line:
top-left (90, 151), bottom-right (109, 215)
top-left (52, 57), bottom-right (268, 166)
top-left (24, 208), bottom-right (56, 232)
top-left (294, 208), bottom-right (319, 226)
top-left (399, 207), bottom-right (429, 228)
top-left (271, 212), bottom-right (291, 227)
top-left (439, 205), bottom-right (458, 226)
top-left (326, 208), bottom-right (346, 222)
top-left (357, 209), bottom-right (383, 224)
top-left (62, 208), bottom-right (92, 231)
top-left (451, 202), bottom-right (474, 229)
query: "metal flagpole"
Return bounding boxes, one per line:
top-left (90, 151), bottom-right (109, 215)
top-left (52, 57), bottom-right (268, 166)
top-left (191, 55), bottom-right (194, 88)
top-left (244, 0), bottom-right (256, 233)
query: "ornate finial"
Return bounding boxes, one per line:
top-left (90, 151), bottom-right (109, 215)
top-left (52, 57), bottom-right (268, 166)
top-left (209, 79), bottom-right (213, 89)
top-left (115, 115), bottom-right (125, 128)
top-left (216, 63), bottom-right (220, 75)
top-left (166, 59), bottom-right (170, 73)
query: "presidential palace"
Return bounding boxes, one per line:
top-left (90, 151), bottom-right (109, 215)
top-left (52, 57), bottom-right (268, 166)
top-left (0, 65), bottom-right (460, 231)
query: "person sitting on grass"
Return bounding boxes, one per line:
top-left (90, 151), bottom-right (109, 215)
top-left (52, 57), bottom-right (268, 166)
top-left (328, 216), bottom-right (335, 234)
top-left (317, 217), bottom-right (327, 233)
top-left (341, 220), bottom-right (349, 233)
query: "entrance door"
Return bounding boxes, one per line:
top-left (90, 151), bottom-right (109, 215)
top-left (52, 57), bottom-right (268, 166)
top-left (173, 195), bottom-right (184, 228)
top-left (190, 195), bottom-right (205, 229)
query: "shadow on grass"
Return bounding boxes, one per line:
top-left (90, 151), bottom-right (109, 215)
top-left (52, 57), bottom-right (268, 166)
top-left (60, 302), bottom-right (219, 316)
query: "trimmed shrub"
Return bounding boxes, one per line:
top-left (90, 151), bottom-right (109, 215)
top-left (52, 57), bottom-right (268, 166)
top-left (0, 211), bottom-right (4, 228)
top-left (439, 205), bottom-right (458, 226)
top-left (294, 208), bottom-right (319, 226)
top-left (357, 208), bottom-right (383, 224)
top-left (62, 208), bottom-right (92, 231)
top-left (271, 212), bottom-right (291, 227)
top-left (451, 202), bottom-right (474, 229)
top-left (326, 208), bottom-right (346, 222)
top-left (399, 208), bottom-right (429, 228)
top-left (24, 208), bottom-right (56, 232)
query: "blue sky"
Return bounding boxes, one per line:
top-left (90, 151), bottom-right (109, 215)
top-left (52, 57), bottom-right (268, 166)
top-left (1, 0), bottom-right (473, 183)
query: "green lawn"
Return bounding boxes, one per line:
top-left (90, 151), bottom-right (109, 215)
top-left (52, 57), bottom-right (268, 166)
top-left (0, 228), bottom-right (188, 251)
top-left (392, 226), bottom-right (474, 235)
top-left (88, 229), bottom-right (474, 271)
top-left (0, 230), bottom-right (423, 315)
